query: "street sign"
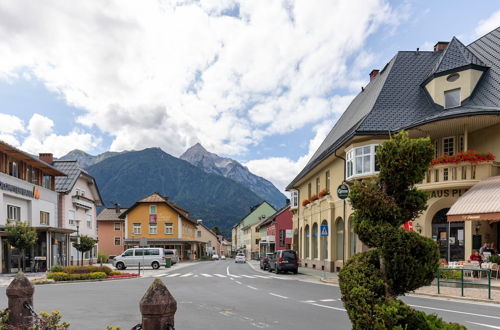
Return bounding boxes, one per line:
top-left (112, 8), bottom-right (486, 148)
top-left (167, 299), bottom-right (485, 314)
top-left (285, 229), bottom-right (292, 238)
top-left (320, 225), bottom-right (328, 236)
top-left (337, 183), bottom-right (349, 199)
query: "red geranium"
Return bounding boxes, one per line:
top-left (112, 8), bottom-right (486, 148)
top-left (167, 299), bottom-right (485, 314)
top-left (431, 150), bottom-right (495, 166)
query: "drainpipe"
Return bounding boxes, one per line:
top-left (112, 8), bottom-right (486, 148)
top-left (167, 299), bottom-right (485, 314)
top-left (334, 149), bottom-right (347, 267)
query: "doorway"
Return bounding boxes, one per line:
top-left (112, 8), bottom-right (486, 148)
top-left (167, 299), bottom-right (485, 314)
top-left (432, 208), bottom-right (464, 261)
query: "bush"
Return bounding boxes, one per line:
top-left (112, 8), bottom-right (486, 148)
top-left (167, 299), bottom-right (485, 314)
top-left (50, 265), bottom-right (64, 273)
top-left (62, 265), bottom-right (112, 275)
top-left (439, 269), bottom-right (462, 280)
top-left (47, 271), bottom-right (107, 281)
top-left (489, 254), bottom-right (500, 264)
top-left (97, 252), bottom-right (109, 263)
top-left (89, 272), bottom-right (107, 279)
top-left (110, 270), bottom-right (123, 276)
top-left (47, 272), bottom-right (71, 281)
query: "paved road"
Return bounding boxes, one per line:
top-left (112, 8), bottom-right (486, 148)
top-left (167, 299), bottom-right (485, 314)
top-left (1, 260), bottom-right (499, 329)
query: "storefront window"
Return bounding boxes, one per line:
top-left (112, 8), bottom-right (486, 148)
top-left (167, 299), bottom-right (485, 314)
top-left (432, 208), bottom-right (464, 261)
top-left (335, 217), bottom-right (344, 260)
top-left (346, 144), bottom-right (379, 180)
top-left (304, 225), bottom-right (310, 258)
top-left (312, 223), bottom-right (318, 259)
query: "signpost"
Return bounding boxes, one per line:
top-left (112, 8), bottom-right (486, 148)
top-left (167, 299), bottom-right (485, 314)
top-left (320, 225), bottom-right (328, 237)
top-left (139, 238), bottom-right (148, 275)
top-left (337, 184), bottom-right (349, 199)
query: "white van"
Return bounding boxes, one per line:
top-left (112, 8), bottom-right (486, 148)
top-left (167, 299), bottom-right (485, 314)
top-left (112, 248), bottom-right (167, 270)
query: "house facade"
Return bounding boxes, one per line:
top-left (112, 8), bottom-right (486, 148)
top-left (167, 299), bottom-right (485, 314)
top-left (195, 220), bottom-right (219, 257)
top-left (52, 159), bottom-right (103, 265)
top-left (0, 143), bottom-right (67, 273)
top-left (287, 29), bottom-right (500, 272)
top-left (96, 206), bottom-right (128, 258)
top-left (120, 193), bottom-right (201, 261)
top-left (257, 205), bottom-right (293, 256)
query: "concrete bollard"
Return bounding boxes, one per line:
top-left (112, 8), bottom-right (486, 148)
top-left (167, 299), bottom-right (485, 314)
top-left (140, 278), bottom-right (177, 330)
top-left (6, 272), bottom-right (35, 328)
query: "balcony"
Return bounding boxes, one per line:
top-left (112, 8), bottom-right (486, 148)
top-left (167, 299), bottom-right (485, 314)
top-left (72, 195), bottom-right (94, 210)
top-left (417, 161), bottom-right (499, 190)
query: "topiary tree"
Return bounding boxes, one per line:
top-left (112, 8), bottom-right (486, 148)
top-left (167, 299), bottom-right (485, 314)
top-left (73, 235), bottom-right (96, 266)
top-left (339, 131), bottom-right (465, 329)
top-left (5, 221), bottom-right (37, 272)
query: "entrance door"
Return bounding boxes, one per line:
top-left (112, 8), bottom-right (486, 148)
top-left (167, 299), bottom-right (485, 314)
top-left (432, 208), bottom-right (464, 261)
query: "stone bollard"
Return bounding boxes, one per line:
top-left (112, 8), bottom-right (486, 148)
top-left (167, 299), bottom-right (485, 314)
top-left (140, 279), bottom-right (177, 330)
top-left (6, 272), bottom-right (35, 328)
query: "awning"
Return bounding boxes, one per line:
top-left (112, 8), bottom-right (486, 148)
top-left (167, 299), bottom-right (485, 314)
top-left (447, 175), bottom-right (500, 222)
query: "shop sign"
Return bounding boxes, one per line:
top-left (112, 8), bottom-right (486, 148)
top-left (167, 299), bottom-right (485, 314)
top-left (337, 184), bottom-right (349, 199)
top-left (429, 189), bottom-right (467, 199)
top-left (0, 180), bottom-right (37, 199)
top-left (285, 229), bottom-right (292, 238)
top-left (149, 214), bottom-right (157, 223)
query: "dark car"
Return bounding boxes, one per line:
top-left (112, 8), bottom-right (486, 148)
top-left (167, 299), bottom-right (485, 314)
top-left (269, 250), bottom-right (298, 274)
top-left (260, 253), bottom-right (274, 270)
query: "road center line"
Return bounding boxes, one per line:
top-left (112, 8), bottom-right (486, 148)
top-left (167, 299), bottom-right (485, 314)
top-left (214, 274), bottom-right (226, 278)
top-left (408, 304), bottom-right (500, 320)
top-left (320, 299), bottom-right (336, 302)
top-left (201, 273), bottom-right (213, 277)
top-left (308, 303), bottom-right (346, 312)
top-left (269, 293), bottom-right (288, 299)
top-left (247, 285), bottom-right (258, 290)
top-left (467, 322), bottom-right (500, 329)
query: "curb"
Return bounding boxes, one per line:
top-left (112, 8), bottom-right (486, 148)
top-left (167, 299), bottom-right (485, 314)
top-left (408, 292), bottom-right (500, 305)
top-left (320, 278), bottom-right (339, 285)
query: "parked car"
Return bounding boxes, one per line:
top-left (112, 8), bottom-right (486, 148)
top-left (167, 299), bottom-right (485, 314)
top-left (164, 249), bottom-right (179, 264)
top-left (220, 255), bottom-right (226, 260)
top-left (268, 250), bottom-right (298, 274)
top-left (260, 253), bottom-right (274, 270)
top-left (212, 254), bottom-right (219, 260)
top-left (112, 248), bottom-right (169, 270)
top-left (235, 253), bottom-right (246, 263)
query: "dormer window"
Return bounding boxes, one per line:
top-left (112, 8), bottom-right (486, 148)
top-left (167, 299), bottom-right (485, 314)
top-left (446, 73), bottom-right (460, 82)
top-left (444, 88), bottom-right (460, 109)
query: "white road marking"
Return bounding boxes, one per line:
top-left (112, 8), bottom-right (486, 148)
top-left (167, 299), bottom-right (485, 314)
top-left (241, 275), bottom-right (256, 279)
top-left (229, 274), bottom-right (241, 278)
top-left (236, 281), bottom-right (242, 285)
top-left (194, 275), bottom-right (198, 278)
top-left (408, 304), bottom-right (500, 320)
top-left (201, 273), bottom-right (213, 277)
top-left (320, 299), bottom-right (336, 302)
top-left (166, 273), bottom-right (180, 277)
top-left (230, 278), bottom-right (234, 281)
top-left (309, 303), bottom-right (346, 312)
top-left (303, 300), bottom-right (316, 303)
top-left (254, 275), bottom-right (271, 279)
top-left (153, 274), bottom-right (166, 277)
top-left (180, 273), bottom-right (193, 277)
top-left (269, 293), bottom-right (288, 299)
top-left (467, 322), bottom-right (500, 329)
top-left (214, 274), bottom-right (227, 278)
top-left (247, 285), bottom-right (258, 290)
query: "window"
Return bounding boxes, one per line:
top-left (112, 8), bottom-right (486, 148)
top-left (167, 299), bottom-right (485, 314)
top-left (197, 230), bottom-right (201, 238)
top-left (9, 161), bottom-right (19, 178)
top-left (114, 222), bottom-right (121, 231)
top-left (325, 171), bottom-right (330, 192)
top-left (86, 214), bottom-right (92, 229)
top-left (7, 205), bottom-right (21, 221)
top-left (133, 223), bottom-right (141, 234)
top-left (31, 169), bottom-right (39, 184)
top-left (40, 211), bottom-right (49, 225)
top-left (146, 249), bottom-right (159, 256)
top-left (279, 229), bottom-right (285, 247)
top-left (346, 145), bottom-right (379, 179)
top-left (434, 140), bottom-right (439, 158)
top-left (122, 249), bottom-right (133, 257)
top-left (149, 223), bottom-right (157, 234)
top-left (443, 137), bottom-right (455, 156)
top-left (76, 189), bottom-right (85, 196)
top-left (335, 218), bottom-right (344, 260)
top-left (42, 175), bottom-right (52, 189)
top-left (150, 205), bottom-right (157, 214)
top-left (315, 177), bottom-right (320, 195)
top-left (307, 183), bottom-right (312, 198)
top-left (164, 222), bottom-right (173, 235)
top-left (114, 237), bottom-right (121, 246)
top-left (446, 73), bottom-right (460, 82)
top-left (458, 135), bottom-right (464, 153)
top-left (68, 210), bottom-right (76, 225)
top-left (444, 88), bottom-right (461, 109)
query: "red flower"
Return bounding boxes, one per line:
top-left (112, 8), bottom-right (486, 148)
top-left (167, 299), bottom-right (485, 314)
top-left (431, 150), bottom-right (495, 166)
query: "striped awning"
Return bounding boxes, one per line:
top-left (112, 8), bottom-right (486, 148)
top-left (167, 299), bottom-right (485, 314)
top-left (447, 176), bottom-right (500, 222)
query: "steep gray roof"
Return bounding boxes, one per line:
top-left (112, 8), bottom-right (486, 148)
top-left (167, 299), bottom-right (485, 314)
top-left (287, 27), bottom-right (500, 190)
top-left (53, 160), bottom-right (104, 205)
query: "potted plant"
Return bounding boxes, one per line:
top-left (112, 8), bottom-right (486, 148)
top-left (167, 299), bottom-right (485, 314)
top-left (318, 189), bottom-right (330, 198)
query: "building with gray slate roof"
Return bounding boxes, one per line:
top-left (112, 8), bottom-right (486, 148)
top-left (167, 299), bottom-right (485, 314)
top-left (287, 27), bottom-right (500, 272)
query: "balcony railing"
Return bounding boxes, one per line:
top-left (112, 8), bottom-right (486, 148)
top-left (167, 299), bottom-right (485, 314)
top-left (418, 161), bottom-right (498, 188)
top-left (72, 195), bottom-right (94, 210)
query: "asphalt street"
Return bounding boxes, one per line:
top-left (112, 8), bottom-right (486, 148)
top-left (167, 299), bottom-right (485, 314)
top-left (1, 260), bottom-right (499, 329)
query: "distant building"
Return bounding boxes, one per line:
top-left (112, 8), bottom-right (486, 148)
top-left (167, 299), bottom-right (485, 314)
top-left (195, 220), bottom-right (219, 257)
top-left (96, 205), bottom-right (128, 258)
top-left (120, 192), bottom-right (202, 261)
top-left (257, 205), bottom-right (293, 256)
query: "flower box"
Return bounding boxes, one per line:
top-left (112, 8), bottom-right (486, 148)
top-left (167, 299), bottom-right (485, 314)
top-left (431, 150), bottom-right (495, 166)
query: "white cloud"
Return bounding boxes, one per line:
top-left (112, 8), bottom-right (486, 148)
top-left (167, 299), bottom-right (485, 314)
top-left (0, 0), bottom-right (402, 159)
top-left (475, 10), bottom-right (500, 37)
top-left (0, 114), bottom-right (25, 134)
top-left (27, 113), bottom-right (53, 140)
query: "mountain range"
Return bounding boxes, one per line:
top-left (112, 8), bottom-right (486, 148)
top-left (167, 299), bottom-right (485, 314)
top-left (60, 145), bottom-right (286, 235)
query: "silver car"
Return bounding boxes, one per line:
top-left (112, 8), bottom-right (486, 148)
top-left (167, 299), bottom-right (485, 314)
top-left (112, 248), bottom-right (167, 270)
top-left (235, 253), bottom-right (246, 263)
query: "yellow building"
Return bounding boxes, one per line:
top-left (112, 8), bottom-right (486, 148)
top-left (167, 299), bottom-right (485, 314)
top-left (287, 30), bottom-right (500, 272)
top-left (120, 192), bottom-right (201, 261)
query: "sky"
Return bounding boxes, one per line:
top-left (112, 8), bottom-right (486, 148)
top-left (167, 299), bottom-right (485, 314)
top-left (0, 0), bottom-right (499, 193)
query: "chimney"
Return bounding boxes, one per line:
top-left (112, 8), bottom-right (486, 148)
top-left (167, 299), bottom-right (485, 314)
top-left (115, 203), bottom-right (120, 214)
top-left (197, 219), bottom-right (203, 224)
top-left (369, 69), bottom-right (380, 81)
top-left (434, 41), bottom-right (449, 52)
top-left (39, 153), bottom-right (53, 164)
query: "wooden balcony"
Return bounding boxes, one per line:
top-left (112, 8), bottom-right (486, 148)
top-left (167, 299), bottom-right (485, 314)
top-left (416, 161), bottom-right (499, 190)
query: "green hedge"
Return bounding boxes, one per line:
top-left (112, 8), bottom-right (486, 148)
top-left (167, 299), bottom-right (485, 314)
top-left (61, 265), bottom-right (113, 275)
top-left (47, 271), bottom-right (107, 281)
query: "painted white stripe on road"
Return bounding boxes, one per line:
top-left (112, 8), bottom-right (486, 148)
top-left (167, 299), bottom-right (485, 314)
top-left (269, 293), bottom-right (288, 299)
top-left (229, 275), bottom-right (241, 278)
top-left (214, 274), bottom-right (227, 278)
top-left (320, 299), bottom-right (336, 302)
top-left (309, 303), bottom-right (346, 312)
top-left (241, 275), bottom-right (256, 279)
top-left (153, 274), bottom-right (166, 277)
top-left (236, 281), bottom-right (242, 285)
top-left (201, 274), bottom-right (213, 277)
top-left (467, 322), bottom-right (500, 329)
top-left (166, 273), bottom-right (180, 277)
top-left (180, 273), bottom-right (193, 277)
top-left (408, 304), bottom-right (500, 320)
top-left (254, 275), bottom-right (271, 279)
top-left (230, 278), bottom-right (234, 281)
top-left (247, 285), bottom-right (258, 290)
top-left (303, 300), bottom-right (316, 303)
